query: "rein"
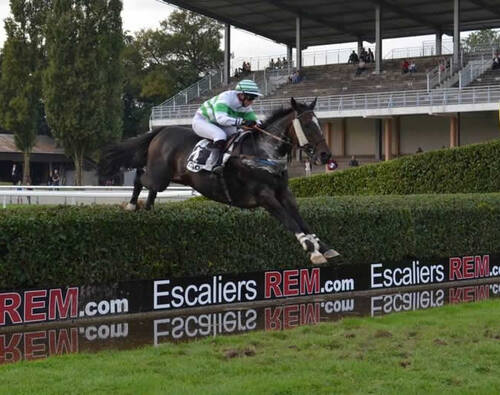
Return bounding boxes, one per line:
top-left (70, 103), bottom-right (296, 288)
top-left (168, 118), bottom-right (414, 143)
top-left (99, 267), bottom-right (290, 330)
top-left (245, 109), bottom-right (320, 158)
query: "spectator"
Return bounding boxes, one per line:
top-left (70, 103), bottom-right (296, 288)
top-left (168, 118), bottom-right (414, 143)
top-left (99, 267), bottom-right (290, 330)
top-left (360, 47), bottom-right (368, 62)
top-left (269, 58), bottom-right (275, 70)
top-left (368, 48), bottom-right (374, 63)
top-left (402, 59), bottom-right (409, 73)
top-left (348, 155), bottom-right (359, 167)
top-left (282, 57), bottom-right (287, 69)
top-left (51, 169), bottom-right (60, 186)
top-left (11, 163), bottom-right (19, 185)
top-left (327, 158), bottom-right (338, 171)
top-left (409, 60), bottom-right (417, 73)
top-left (276, 58), bottom-right (282, 69)
top-left (492, 54), bottom-right (500, 70)
top-left (348, 50), bottom-right (359, 64)
top-left (416, 147), bottom-right (423, 154)
top-left (304, 159), bottom-right (312, 177)
top-left (234, 68), bottom-right (241, 78)
top-left (355, 59), bottom-right (366, 76)
top-left (290, 70), bottom-right (303, 84)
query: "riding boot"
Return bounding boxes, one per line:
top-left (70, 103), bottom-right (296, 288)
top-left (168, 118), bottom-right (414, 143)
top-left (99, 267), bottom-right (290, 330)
top-left (208, 140), bottom-right (226, 174)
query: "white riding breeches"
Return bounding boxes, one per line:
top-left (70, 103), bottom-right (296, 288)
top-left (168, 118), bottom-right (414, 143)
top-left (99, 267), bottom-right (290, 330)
top-left (192, 113), bottom-right (237, 142)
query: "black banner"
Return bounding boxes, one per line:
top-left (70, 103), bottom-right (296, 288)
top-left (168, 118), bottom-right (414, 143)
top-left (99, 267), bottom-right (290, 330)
top-left (2, 281), bottom-right (499, 364)
top-left (0, 253), bottom-right (498, 327)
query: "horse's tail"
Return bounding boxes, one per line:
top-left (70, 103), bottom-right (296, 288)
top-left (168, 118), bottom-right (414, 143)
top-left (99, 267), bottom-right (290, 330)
top-left (98, 128), bottom-right (163, 177)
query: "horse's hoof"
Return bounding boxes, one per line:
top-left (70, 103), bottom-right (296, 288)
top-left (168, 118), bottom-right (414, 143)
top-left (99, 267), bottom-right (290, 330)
top-left (124, 203), bottom-right (136, 211)
top-left (310, 251), bottom-right (328, 265)
top-left (323, 249), bottom-right (340, 259)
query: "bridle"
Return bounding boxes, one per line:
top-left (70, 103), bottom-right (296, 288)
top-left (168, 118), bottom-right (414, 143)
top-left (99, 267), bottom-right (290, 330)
top-left (247, 110), bottom-right (323, 159)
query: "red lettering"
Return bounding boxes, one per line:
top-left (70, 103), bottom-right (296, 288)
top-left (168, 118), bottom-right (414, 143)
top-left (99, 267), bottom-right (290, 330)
top-left (0, 293), bottom-right (22, 326)
top-left (0, 333), bottom-right (22, 364)
top-left (283, 270), bottom-right (299, 297)
top-left (24, 290), bottom-right (47, 323)
top-left (449, 288), bottom-right (463, 304)
top-left (24, 331), bottom-right (46, 361)
top-left (463, 256), bottom-right (474, 279)
top-left (449, 257), bottom-right (462, 281)
top-left (264, 307), bottom-right (282, 330)
top-left (49, 328), bottom-right (78, 355)
top-left (48, 288), bottom-right (78, 320)
top-left (283, 305), bottom-right (299, 329)
top-left (300, 303), bottom-right (320, 325)
top-left (300, 268), bottom-right (320, 295)
top-left (475, 255), bottom-right (490, 278)
top-left (475, 285), bottom-right (490, 301)
top-left (264, 272), bottom-right (282, 298)
top-left (462, 286), bottom-right (475, 302)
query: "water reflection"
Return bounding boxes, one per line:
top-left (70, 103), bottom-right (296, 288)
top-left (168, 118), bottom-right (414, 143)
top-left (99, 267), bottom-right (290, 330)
top-left (1, 282), bottom-right (498, 364)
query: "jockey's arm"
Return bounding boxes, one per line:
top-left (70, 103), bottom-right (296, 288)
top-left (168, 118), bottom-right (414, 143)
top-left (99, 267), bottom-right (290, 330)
top-left (213, 104), bottom-right (258, 127)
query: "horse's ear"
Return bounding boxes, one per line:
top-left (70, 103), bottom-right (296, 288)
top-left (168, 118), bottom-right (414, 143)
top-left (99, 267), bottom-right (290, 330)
top-left (309, 97), bottom-right (317, 109)
top-left (290, 97), bottom-right (297, 110)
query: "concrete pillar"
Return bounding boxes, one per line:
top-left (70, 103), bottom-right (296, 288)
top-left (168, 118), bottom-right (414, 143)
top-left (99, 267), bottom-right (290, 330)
top-left (296, 16), bottom-right (302, 70)
top-left (450, 115), bottom-right (458, 147)
top-left (453, 0), bottom-right (460, 65)
top-left (357, 39), bottom-right (363, 57)
top-left (384, 118), bottom-right (393, 161)
top-left (375, 4), bottom-right (382, 74)
top-left (435, 32), bottom-right (442, 56)
top-left (287, 45), bottom-right (293, 73)
top-left (339, 119), bottom-right (346, 157)
top-left (393, 117), bottom-right (400, 157)
top-left (375, 119), bottom-right (382, 160)
top-left (224, 23), bottom-right (231, 85)
top-left (323, 121), bottom-right (333, 172)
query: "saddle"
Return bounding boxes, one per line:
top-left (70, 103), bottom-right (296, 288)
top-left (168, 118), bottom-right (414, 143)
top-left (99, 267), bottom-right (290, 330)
top-left (186, 131), bottom-right (287, 176)
top-left (187, 132), bottom-right (247, 173)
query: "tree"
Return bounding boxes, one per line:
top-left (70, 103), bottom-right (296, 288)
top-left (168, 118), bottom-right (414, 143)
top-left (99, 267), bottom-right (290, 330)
top-left (44, 0), bottom-right (123, 185)
top-left (462, 29), bottom-right (500, 52)
top-left (0, 0), bottom-right (49, 184)
top-left (121, 10), bottom-right (223, 137)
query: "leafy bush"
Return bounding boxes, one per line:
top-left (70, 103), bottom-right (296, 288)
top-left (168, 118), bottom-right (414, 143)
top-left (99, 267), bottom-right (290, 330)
top-left (290, 139), bottom-right (500, 197)
top-left (2, 193), bottom-right (500, 289)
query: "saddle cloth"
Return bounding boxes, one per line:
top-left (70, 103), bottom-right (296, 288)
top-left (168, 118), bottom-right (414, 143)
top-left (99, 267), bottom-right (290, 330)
top-left (187, 132), bottom-right (248, 173)
top-left (186, 131), bottom-right (287, 175)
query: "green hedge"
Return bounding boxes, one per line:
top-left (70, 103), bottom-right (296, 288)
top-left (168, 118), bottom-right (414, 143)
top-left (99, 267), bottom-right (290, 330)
top-left (290, 139), bottom-right (500, 197)
top-left (2, 193), bottom-right (500, 289)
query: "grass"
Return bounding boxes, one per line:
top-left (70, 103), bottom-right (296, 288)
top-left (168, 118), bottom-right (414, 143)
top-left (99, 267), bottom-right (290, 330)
top-left (2, 299), bottom-right (500, 394)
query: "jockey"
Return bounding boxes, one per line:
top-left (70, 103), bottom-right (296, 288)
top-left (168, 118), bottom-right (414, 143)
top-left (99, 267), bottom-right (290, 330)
top-left (192, 79), bottom-right (263, 173)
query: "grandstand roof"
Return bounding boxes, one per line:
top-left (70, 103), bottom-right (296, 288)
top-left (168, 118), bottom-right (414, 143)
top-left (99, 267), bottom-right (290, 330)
top-left (159, 0), bottom-right (500, 47)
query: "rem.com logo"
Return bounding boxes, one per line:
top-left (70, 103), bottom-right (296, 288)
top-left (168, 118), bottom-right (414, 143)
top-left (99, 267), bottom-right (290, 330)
top-left (0, 288), bottom-right (128, 326)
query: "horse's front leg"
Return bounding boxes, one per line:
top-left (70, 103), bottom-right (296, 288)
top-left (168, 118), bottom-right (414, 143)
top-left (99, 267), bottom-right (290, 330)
top-left (258, 189), bottom-right (327, 265)
top-left (278, 188), bottom-right (340, 260)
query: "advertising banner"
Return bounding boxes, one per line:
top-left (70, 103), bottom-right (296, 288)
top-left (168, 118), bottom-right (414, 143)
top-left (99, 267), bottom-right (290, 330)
top-left (2, 280), bottom-right (499, 364)
top-left (0, 253), bottom-right (498, 328)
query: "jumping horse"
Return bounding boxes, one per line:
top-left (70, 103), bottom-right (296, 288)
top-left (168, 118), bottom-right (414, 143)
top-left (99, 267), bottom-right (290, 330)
top-left (99, 98), bottom-right (340, 264)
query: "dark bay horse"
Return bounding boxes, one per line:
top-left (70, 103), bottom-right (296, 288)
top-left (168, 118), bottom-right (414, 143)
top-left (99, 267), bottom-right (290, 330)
top-left (99, 98), bottom-right (339, 264)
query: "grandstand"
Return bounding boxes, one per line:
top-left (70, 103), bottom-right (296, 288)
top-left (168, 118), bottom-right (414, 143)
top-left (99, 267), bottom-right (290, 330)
top-left (153, 1), bottom-right (500, 177)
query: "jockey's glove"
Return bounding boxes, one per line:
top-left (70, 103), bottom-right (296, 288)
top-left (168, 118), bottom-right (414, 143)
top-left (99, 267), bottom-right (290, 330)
top-left (242, 120), bottom-right (257, 128)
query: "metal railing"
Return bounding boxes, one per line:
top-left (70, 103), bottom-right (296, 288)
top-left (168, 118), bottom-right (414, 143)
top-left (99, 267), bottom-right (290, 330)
top-left (458, 58), bottom-right (494, 88)
top-left (0, 185), bottom-right (198, 208)
top-left (150, 85), bottom-right (500, 121)
top-left (158, 67), bottom-right (225, 108)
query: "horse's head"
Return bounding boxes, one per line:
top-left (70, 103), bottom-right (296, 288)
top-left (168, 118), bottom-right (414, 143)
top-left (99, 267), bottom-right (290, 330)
top-left (290, 97), bottom-right (332, 165)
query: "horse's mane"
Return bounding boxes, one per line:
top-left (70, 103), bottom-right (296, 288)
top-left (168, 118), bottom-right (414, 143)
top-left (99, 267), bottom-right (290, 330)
top-left (260, 107), bottom-right (294, 129)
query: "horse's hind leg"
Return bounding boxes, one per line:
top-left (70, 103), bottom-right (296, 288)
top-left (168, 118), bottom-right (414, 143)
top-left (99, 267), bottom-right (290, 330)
top-left (144, 190), bottom-right (157, 210)
top-left (125, 168), bottom-right (144, 211)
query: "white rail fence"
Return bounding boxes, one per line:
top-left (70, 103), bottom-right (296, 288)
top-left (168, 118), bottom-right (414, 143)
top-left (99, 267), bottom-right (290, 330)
top-left (0, 186), bottom-right (198, 208)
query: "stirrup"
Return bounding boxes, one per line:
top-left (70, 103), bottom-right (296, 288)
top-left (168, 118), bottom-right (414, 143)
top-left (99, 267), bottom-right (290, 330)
top-left (212, 164), bottom-right (224, 174)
